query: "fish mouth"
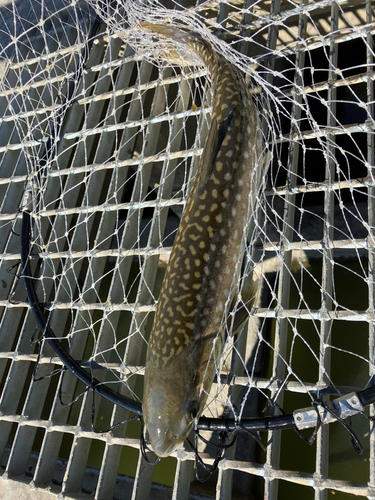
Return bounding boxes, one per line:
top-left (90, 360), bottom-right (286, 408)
top-left (152, 442), bottom-right (174, 458)
top-left (150, 435), bottom-right (184, 458)
top-left (145, 424), bottom-right (187, 458)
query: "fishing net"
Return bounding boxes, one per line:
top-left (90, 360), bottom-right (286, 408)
top-left (0, 0), bottom-right (374, 498)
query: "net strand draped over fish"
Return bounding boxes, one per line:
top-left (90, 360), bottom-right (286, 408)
top-left (141, 22), bottom-right (265, 458)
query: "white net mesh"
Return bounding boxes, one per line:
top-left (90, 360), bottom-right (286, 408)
top-left (0, 0), bottom-right (374, 498)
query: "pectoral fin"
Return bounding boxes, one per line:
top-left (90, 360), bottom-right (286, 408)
top-left (196, 115), bottom-right (218, 195)
top-left (196, 106), bottom-right (237, 196)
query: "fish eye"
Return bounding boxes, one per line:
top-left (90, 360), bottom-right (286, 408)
top-left (186, 401), bottom-right (199, 422)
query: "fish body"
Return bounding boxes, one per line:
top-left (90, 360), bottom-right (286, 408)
top-left (142, 23), bottom-right (263, 457)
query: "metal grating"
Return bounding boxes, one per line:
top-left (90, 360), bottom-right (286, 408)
top-left (0, 0), bottom-right (374, 499)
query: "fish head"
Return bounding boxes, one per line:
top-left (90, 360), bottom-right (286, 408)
top-left (143, 339), bottom-right (215, 457)
top-left (143, 383), bottom-right (199, 458)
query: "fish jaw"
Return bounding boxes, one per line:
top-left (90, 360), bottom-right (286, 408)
top-left (143, 338), bottom-right (217, 457)
top-left (143, 362), bottom-right (196, 457)
top-left (143, 387), bottom-right (192, 458)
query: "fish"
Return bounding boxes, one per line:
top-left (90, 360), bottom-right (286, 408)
top-left (141, 22), bottom-right (264, 458)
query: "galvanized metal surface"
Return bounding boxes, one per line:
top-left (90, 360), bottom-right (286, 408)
top-left (0, 0), bottom-right (374, 499)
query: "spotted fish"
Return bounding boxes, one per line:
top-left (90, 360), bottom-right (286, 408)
top-left (141, 23), bottom-right (264, 457)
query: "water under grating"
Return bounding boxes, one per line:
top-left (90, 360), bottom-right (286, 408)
top-left (0, 1), bottom-right (374, 499)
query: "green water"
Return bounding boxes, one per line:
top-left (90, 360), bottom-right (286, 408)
top-left (271, 259), bottom-right (370, 500)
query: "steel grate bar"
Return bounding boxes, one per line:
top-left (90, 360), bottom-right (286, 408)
top-left (314, 3), bottom-right (339, 499)
top-left (264, 0), bottom-right (307, 497)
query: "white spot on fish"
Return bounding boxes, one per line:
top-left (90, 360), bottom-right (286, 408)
top-left (189, 233), bottom-right (200, 242)
top-left (189, 245), bottom-right (197, 255)
top-left (222, 135), bottom-right (230, 147)
top-left (211, 173), bottom-right (221, 185)
top-left (220, 228), bottom-right (226, 237)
